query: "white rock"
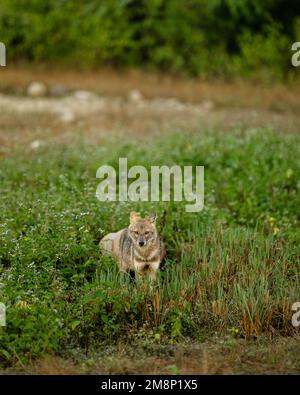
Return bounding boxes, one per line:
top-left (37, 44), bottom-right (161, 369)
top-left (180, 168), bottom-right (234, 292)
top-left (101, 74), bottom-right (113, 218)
top-left (73, 90), bottom-right (97, 101)
top-left (30, 140), bottom-right (43, 150)
top-left (59, 110), bottom-right (75, 123)
top-left (49, 84), bottom-right (68, 97)
top-left (128, 89), bottom-right (143, 102)
top-left (202, 100), bottom-right (215, 111)
top-left (27, 82), bottom-right (47, 97)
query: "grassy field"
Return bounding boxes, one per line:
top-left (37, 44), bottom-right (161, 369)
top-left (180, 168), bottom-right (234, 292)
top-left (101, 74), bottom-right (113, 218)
top-left (0, 126), bottom-right (300, 373)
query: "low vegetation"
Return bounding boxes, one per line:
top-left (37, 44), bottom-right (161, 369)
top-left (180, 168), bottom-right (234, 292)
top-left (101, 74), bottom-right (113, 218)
top-left (0, 128), bottom-right (299, 369)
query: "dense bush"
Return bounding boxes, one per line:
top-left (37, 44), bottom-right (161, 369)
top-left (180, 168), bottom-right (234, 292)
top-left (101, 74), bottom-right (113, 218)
top-left (0, 0), bottom-right (299, 79)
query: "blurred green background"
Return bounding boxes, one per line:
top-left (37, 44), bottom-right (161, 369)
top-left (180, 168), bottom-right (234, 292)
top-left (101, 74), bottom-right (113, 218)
top-left (1, 0), bottom-right (300, 80)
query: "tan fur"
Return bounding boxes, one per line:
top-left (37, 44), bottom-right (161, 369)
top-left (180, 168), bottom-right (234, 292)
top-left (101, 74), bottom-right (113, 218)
top-left (99, 212), bottom-right (165, 280)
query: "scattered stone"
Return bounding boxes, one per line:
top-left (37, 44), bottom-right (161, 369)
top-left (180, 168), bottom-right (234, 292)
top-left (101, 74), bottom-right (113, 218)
top-left (73, 90), bottom-right (97, 101)
top-left (49, 84), bottom-right (68, 97)
top-left (30, 140), bottom-right (43, 150)
top-left (27, 82), bottom-right (47, 97)
top-left (128, 89), bottom-right (143, 102)
top-left (59, 110), bottom-right (75, 123)
top-left (202, 100), bottom-right (215, 111)
top-left (151, 98), bottom-right (185, 112)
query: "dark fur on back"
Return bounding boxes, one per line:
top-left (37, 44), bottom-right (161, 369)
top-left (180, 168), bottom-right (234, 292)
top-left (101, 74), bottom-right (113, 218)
top-left (119, 228), bottom-right (134, 266)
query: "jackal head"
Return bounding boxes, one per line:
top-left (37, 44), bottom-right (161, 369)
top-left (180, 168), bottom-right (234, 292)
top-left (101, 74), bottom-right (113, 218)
top-left (128, 211), bottom-right (157, 248)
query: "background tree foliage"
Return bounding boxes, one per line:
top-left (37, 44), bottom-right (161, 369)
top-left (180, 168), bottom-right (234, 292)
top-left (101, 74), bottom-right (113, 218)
top-left (0, 0), bottom-right (300, 79)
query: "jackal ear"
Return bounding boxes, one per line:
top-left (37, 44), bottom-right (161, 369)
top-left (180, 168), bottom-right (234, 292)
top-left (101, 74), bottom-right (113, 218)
top-left (130, 211), bottom-right (140, 223)
top-left (147, 212), bottom-right (157, 224)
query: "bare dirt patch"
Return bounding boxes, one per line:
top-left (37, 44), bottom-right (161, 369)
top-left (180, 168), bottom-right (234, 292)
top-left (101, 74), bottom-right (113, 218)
top-left (2, 336), bottom-right (300, 375)
top-left (1, 72), bottom-right (300, 156)
top-left (1, 66), bottom-right (300, 110)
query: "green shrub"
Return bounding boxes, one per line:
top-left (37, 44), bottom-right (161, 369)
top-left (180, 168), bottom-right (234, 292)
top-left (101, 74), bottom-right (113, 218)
top-left (0, 0), bottom-right (299, 78)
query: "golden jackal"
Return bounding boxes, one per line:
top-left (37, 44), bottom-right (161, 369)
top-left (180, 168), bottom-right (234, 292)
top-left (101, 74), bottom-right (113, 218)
top-left (99, 212), bottom-right (165, 280)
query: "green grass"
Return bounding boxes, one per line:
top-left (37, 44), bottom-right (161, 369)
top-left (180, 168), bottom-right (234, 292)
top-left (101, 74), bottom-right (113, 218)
top-left (0, 128), bottom-right (299, 367)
